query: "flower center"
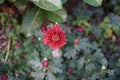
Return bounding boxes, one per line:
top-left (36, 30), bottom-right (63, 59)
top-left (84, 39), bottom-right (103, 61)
top-left (51, 35), bottom-right (60, 42)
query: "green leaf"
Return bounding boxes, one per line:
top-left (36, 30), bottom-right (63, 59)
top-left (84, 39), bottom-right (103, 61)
top-left (28, 50), bottom-right (42, 70)
top-left (0, 0), bottom-right (4, 3)
top-left (52, 57), bottom-right (63, 67)
top-left (51, 58), bottom-right (63, 74)
top-left (46, 8), bottom-right (67, 23)
top-left (46, 74), bottom-right (56, 80)
top-left (50, 66), bottom-right (63, 74)
top-left (31, 0), bottom-right (62, 11)
top-left (22, 8), bottom-right (43, 34)
top-left (69, 60), bottom-right (76, 68)
top-left (103, 17), bottom-right (109, 23)
top-left (91, 74), bottom-right (99, 80)
top-left (77, 57), bottom-right (85, 71)
top-left (83, 0), bottom-right (102, 6)
top-left (109, 13), bottom-right (120, 27)
top-left (91, 41), bottom-right (98, 50)
top-left (94, 49), bottom-right (108, 66)
top-left (74, 38), bottom-right (91, 53)
top-left (61, 0), bottom-right (67, 4)
top-left (64, 47), bottom-right (77, 59)
top-left (31, 72), bottom-right (46, 80)
top-left (84, 63), bottom-right (96, 76)
top-left (29, 58), bottom-right (42, 70)
top-left (14, 0), bottom-right (29, 11)
top-left (41, 48), bottom-right (52, 58)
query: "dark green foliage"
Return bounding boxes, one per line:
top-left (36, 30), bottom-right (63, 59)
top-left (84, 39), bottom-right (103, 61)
top-left (1, 0), bottom-right (120, 80)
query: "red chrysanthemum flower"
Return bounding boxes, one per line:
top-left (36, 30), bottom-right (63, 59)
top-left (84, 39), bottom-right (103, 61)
top-left (43, 24), bottom-right (67, 49)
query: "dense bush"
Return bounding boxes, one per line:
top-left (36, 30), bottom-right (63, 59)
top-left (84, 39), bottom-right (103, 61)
top-left (0, 0), bottom-right (120, 80)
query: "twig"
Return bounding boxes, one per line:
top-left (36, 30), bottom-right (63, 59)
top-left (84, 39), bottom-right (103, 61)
top-left (4, 38), bottom-right (11, 63)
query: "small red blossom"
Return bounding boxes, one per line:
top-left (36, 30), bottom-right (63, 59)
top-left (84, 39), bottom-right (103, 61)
top-left (1, 74), bottom-right (8, 80)
top-left (42, 60), bottom-right (49, 67)
top-left (74, 39), bottom-right (80, 45)
top-left (78, 26), bottom-right (84, 33)
top-left (41, 26), bottom-right (47, 33)
top-left (67, 67), bottom-right (73, 73)
top-left (16, 42), bottom-right (20, 47)
top-left (43, 24), bottom-right (67, 49)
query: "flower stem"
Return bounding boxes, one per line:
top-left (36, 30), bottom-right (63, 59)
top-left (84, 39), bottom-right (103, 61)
top-left (2, 45), bottom-right (7, 54)
top-left (4, 38), bottom-right (11, 63)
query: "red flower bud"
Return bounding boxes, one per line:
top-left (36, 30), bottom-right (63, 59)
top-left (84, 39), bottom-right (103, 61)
top-left (42, 60), bottom-right (49, 67)
top-left (67, 67), bottom-right (73, 73)
top-left (16, 42), bottom-right (20, 47)
top-left (78, 26), bottom-right (84, 33)
top-left (41, 26), bottom-right (47, 33)
top-left (1, 74), bottom-right (8, 80)
top-left (74, 39), bottom-right (80, 45)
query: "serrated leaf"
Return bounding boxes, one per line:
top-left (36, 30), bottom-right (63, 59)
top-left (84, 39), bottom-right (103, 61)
top-left (91, 41), bottom-right (98, 50)
top-left (31, 0), bottom-right (62, 11)
top-left (109, 13), bottom-right (120, 27)
top-left (83, 0), bottom-right (102, 6)
top-left (66, 33), bottom-right (76, 43)
top-left (84, 63), bottom-right (96, 76)
top-left (77, 57), bottom-right (85, 71)
top-left (64, 47), bottom-right (77, 59)
top-left (28, 58), bottom-right (42, 70)
top-left (94, 49), bottom-right (108, 66)
top-left (28, 50), bottom-right (46, 80)
top-left (51, 58), bottom-right (63, 73)
top-left (52, 57), bottom-right (63, 67)
top-left (91, 74), bottom-right (99, 80)
top-left (46, 74), bottom-right (56, 80)
top-left (31, 72), bottom-right (46, 80)
top-left (92, 25), bottom-right (102, 37)
top-left (69, 61), bottom-right (76, 68)
top-left (22, 8), bottom-right (43, 34)
top-left (50, 66), bottom-right (63, 74)
top-left (74, 38), bottom-right (91, 53)
top-left (46, 8), bottom-right (67, 23)
top-left (41, 48), bottom-right (52, 58)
